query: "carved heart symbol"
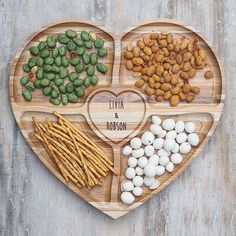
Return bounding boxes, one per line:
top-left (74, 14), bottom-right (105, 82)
top-left (88, 90), bottom-right (146, 143)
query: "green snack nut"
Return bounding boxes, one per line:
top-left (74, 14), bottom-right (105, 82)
top-left (67, 93), bottom-right (78, 103)
top-left (57, 34), bottom-right (70, 44)
top-left (51, 65), bottom-right (60, 74)
top-left (51, 89), bottom-right (59, 98)
top-left (22, 64), bottom-right (30, 72)
top-left (22, 90), bottom-right (32, 101)
top-left (30, 47), bottom-right (39, 56)
top-left (90, 52), bottom-right (98, 65)
top-left (70, 57), bottom-right (80, 66)
top-left (84, 41), bottom-right (93, 49)
top-left (73, 38), bottom-right (83, 46)
top-left (59, 84), bottom-right (66, 94)
top-left (36, 68), bottom-right (44, 79)
top-left (91, 75), bottom-right (99, 85)
top-left (43, 65), bottom-right (52, 72)
top-left (96, 63), bottom-right (108, 74)
top-left (69, 72), bottom-right (79, 82)
top-left (94, 38), bottom-right (104, 48)
top-left (27, 57), bottom-right (37, 68)
top-left (83, 77), bottom-right (91, 87)
top-left (54, 78), bottom-right (64, 86)
top-left (74, 86), bottom-right (85, 97)
top-left (20, 76), bottom-right (29, 86)
top-left (49, 97), bottom-right (61, 106)
top-left (73, 78), bottom-right (84, 87)
top-left (52, 48), bottom-right (59, 58)
top-left (55, 56), bottom-right (62, 67)
top-left (98, 48), bottom-right (108, 57)
top-left (62, 56), bottom-right (69, 67)
top-left (59, 68), bottom-right (69, 79)
top-left (61, 94), bottom-right (68, 105)
top-left (36, 58), bottom-right (44, 67)
top-left (38, 41), bottom-right (46, 51)
top-left (86, 65), bottom-right (95, 76)
top-left (25, 82), bottom-right (35, 91)
top-left (58, 46), bottom-right (67, 56)
top-left (81, 31), bottom-right (90, 41)
top-left (66, 83), bottom-right (74, 93)
top-left (66, 41), bottom-right (76, 51)
top-left (82, 53), bottom-right (90, 65)
top-left (75, 63), bottom-right (84, 73)
top-left (76, 47), bottom-right (85, 56)
top-left (44, 57), bottom-right (54, 65)
top-left (40, 49), bottom-right (50, 58)
top-left (42, 86), bottom-right (52, 96)
top-left (41, 78), bottom-right (51, 87)
top-left (45, 73), bottom-right (56, 81)
top-left (47, 35), bottom-right (57, 48)
top-left (33, 80), bottom-right (41, 88)
top-left (66, 29), bottom-right (77, 39)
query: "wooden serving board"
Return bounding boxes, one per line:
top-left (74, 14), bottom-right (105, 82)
top-left (9, 19), bottom-right (225, 219)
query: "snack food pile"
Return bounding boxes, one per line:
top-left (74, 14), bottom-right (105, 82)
top-left (120, 115), bottom-right (200, 204)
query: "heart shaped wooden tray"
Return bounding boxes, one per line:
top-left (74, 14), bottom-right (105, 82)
top-left (9, 19), bottom-right (225, 219)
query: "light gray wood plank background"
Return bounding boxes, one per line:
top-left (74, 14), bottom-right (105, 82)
top-left (0, 0), bottom-right (235, 235)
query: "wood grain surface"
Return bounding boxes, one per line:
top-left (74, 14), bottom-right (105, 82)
top-left (0, 0), bottom-right (235, 235)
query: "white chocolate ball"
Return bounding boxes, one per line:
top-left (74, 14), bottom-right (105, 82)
top-left (144, 163), bottom-right (157, 178)
top-left (159, 156), bottom-right (170, 166)
top-left (171, 143), bottom-right (179, 153)
top-left (176, 133), bottom-right (187, 144)
top-left (132, 176), bottom-right (144, 187)
top-left (175, 120), bottom-right (185, 133)
top-left (153, 138), bottom-right (164, 149)
top-left (185, 122), bottom-right (196, 133)
top-left (179, 142), bottom-right (191, 154)
top-left (121, 180), bottom-right (134, 191)
top-left (132, 186), bottom-right (143, 196)
top-left (158, 130), bottom-right (167, 138)
top-left (122, 145), bottom-right (132, 156)
top-left (144, 145), bottom-right (155, 157)
top-left (170, 153), bottom-right (183, 164)
top-left (149, 179), bottom-right (161, 189)
top-left (137, 156), bottom-right (148, 168)
top-left (121, 192), bottom-right (135, 204)
top-left (127, 157), bottom-right (138, 168)
top-left (187, 133), bottom-right (200, 146)
top-left (163, 138), bottom-right (176, 151)
top-left (152, 115), bottom-right (162, 125)
top-left (143, 177), bottom-right (155, 187)
top-left (132, 148), bottom-right (144, 158)
top-left (125, 167), bottom-right (136, 179)
top-left (130, 137), bottom-right (142, 149)
top-left (166, 162), bottom-right (174, 172)
top-left (156, 165), bottom-right (165, 176)
top-left (141, 131), bottom-right (155, 145)
top-left (166, 130), bottom-right (177, 139)
top-left (135, 166), bottom-right (144, 176)
top-left (158, 148), bottom-right (170, 157)
top-left (162, 119), bottom-right (175, 131)
top-left (149, 154), bottom-right (159, 166)
top-left (150, 124), bottom-right (162, 136)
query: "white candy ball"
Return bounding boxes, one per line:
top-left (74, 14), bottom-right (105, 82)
top-left (162, 119), bottom-right (175, 131)
top-left (149, 179), bottom-right (161, 189)
top-left (185, 122), bottom-right (196, 133)
top-left (179, 142), bottom-right (191, 154)
top-left (166, 162), bottom-right (174, 172)
top-left (158, 148), bottom-right (170, 157)
top-left (171, 143), bottom-right (179, 153)
top-left (156, 165), bottom-right (165, 176)
top-left (125, 167), bottom-right (136, 179)
top-left (175, 120), bottom-right (185, 133)
top-left (170, 153), bottom-right (183, 164)
top-left (153, 138), bottom-right (164, 149)
top-left (132, 176), bottom-right (144, 187)
top-left (149, 154), bottom-right (159, 166)
top-left (127, 157), bottom-right (138, 168)
top-left (138, 156), bottom-right (148, 168)
top-left (144, 163), bottom-right (157, 178)
top-left (143, 177), bottom-right (155, 187)
top-left (132, 186), bottom-right (143, 196)
top-left (122, 145), bottom-right (132, 156)
top-left (144, 145), bottom-right (155, 157)
top-left (130, 137), bottom-right (142, 149)
top-left (150, 124), bottom-right (162, 136)
top-left (141, 131), bottom-right (155, 145)
top-left (176, 133), bottom-right (187, 144)
top-left (121, 192), bottom-right (135, 204)
top-left (132, 148), bottom-right (144, 158)
top-left (135, 166), bottom-right (144, 176)
top-left (152, 115), bottom-right (162, 125)
top-left (166, 130), bottom-right (177, 139)
top-left (188, 133), bottom-right (200, 146)
top-left (158, 130), bottom-right (167, 138)
top-left (159, 156), bottom-right (170, 166)
top-left (163, 138), bottom-right (176, 151)
top-left (121, 180), bottom-right (134, 191)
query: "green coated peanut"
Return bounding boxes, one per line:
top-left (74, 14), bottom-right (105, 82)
top-left (33, 80), bottom-right (41, 88)
top-left (47, 35), bottom-right (57, 48)
top-left (30, 47), bottom-right (39, 56)
top-left (67, 93), bottom-right (78, 103)
top-left (43, 65), bottom-right (52, 72)
top-left (42, 86), bottom-right (52, 96)
top-left (69, 72), bottom-right (79, 82)
top-left (41, 78), bottom-right (51, 87)
top-left (74, 86), bottom-right (85, 97)
top-left (66, 83), bottom-right (74, 93)
top-left (52, 48), bottom-right (59, 58)
top-left (82, 53), bottom-right (90, 65)
top-left (61, 56), bottom-right (69, 67)
top-left (75, 63), bottom-right (84, 73)
top-left (97, 48), bottom-right (108, 57)
top-left (51, 65), bottom-right (60, 74)
top-left (90, 52), bottom-right (98, 65)
top-left (36, 68), bottom-right (44, 79)
top-left (57, 34), bottom-right (70, 44)
top-left (59, 68), bottom-right (69, 79)
top-left (51, 89), bottom-right (59, 98)
top-left (25, 82), bottom-right (35, 91)
top-left (44, 57), bottom-right (54, 65)
top-left (54, 78), bottom-right (64, 86)
top-left (91, 75), bottom-right (99, 85)
top-left (22, 90), bottom-right (32, 101)
top-left (58, 46), bottom-right (67, 56)
top-left (94, 38), bottom-right (104, 48)
top-left (73, 78), bottom-right (84, 87)
top-left (36, 58), bottom-right (44, 67)
top-left (81, 31), bottom-right (90, 41)
top-left (40, 49), bottom-right (50, 58)
top-left (45, 73), bottom-right (56, 81)
top-left (84, 41), bottom-right (93, 49)
top-left (38, 41), bottom-right (46, 51)
top-left (27, 57), bottom-right (37, 68)
top-left (70, 57), bottom-right (80, 66)
top-left (59, 84), bottom-right (66, 94)
top-left (61, 94), bottom-right (68, 105)
top-left (66, 29), bottom-right (77, 39)
top-left (66, 41), bottom-right (76, 51)
top-left (55, 56), bottom-right (62, 67)
top-left (96, 63), bottom-right (108, 74)
top-left (73, 38), bottom-right (83, 46)
top-left (20, 76), bottom-right (29, 86)
top-left (49, 97), bottom-right (61, 106)
top-left (76, 47), bottom-right (85, 56)
top-left (22, 64), bottom-right (31, 72)
top-left (86, 65), bottom-right (95, 76)
top-left (83, 77), bottom-right (91, 87)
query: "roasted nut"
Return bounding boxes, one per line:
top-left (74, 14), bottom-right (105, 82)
top-left (156, 65), bottom-right (164, 76)
top-left (158, 39), bottom-right (167, 48)
top-left (176, 82), bottom-right (184, 88)
top-left (176, 54), bottom-right (182, 65)
top-left (133, 47), bottom-right (141, 57)
top-left (179, 71), bottom-right (189, 80)
top-left (167, 44), bottom-right (174, 51)
top-left (163, 62), bottom-right (171, 70)
top-left (133, 65), bottom-right (142, 72)
top-left (124, 51), bottom-right (133, 59)
top-left (180, 41), bottom-right (187, 50)
top-left (150, 33), bottom-right (159, 40)
top-left (170, 95), bottom-right (180, 106)
top-left (145, 87), bottom-right (155, 96)
top-left (174, 43), bottom-right (180, 52)
top-left (183, 52), bottom-right (192, 62)
top-left (182, 84), bottom-right (191, 93)
top-left (188, 67), bottom-right (196, 78)
top-left (154, 83), bottom-right (161, 89)
top-left (161, 83), bottom-right (172, 92)
top-left (135, 79), bottom-right (144, 88)
top-left (125, 60), bottom-right (133, 70)
top-left (169, 51), bottom-right (176, 60)
top-left (186, 93), bottom-right (194, 103)
top-left (141, 67), bottom-right (148, 75)
top-left (171, 86), bottom-right (181, 95)
top-left (204, 70), bottom-right (213, 79)
top-left (132, 57), bottom-right (144, 66)
top-left (170, 74), bottom-right (179, 85)
top-left (198, 49), bottom-right (206, 59)
top-left (143, 47), bottom-right (152, 56)
top-left (148, 40), bottom-right (156, 47)
top-left (187, 43), bottom-right (193, 52)
top-left (151, 45), bottom-right (159, 53)
top-left (143, 36), bottom-right (150, 46)
top-left (163, 48), bottom-right (169, 57)
top-left (166, 33), bottom-right (173, 44)
top-left (195, 56), bottom-right (203, 66)
top-left (153, 74), bottom-right (161, 82)
top-left (155, 89), bottom-right (165, 96)
top-left (148, 77), bottom-right (155, 84)
top-left (137, 40), bottom-right (145, 49)
top-left (141, 75), bottom-right (149, 82)
top-left (164, 91), bottom-right (172, 100)
top-left (141, 54), bottom-right (150, 62)
top-left (156, 95), bottom-right (164, 102)
top-left (147, 65), bottom-right (156, 76)
top-left (171, 64), bottom-right (180, 74)
top-left (183, 62), bottom-right (191, 72)
top-left (155, 53), bottom-right (164, 62)
top-left (178, 92), bottom-right (186, 101)
top-left (191, 86), bottom-right (200, 94)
